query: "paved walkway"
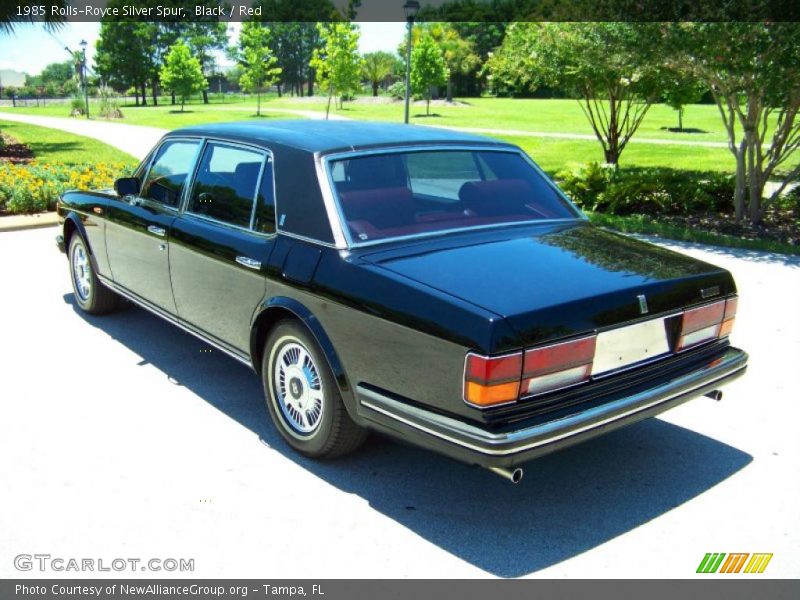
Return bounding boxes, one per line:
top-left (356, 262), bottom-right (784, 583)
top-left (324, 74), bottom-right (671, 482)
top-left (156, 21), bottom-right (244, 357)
top-left (0, 111), bottom-right (166, 159)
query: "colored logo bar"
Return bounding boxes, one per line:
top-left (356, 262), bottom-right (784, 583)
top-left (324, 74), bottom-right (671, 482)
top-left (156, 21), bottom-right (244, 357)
top-left (697, 553), bottom-right (773, 574)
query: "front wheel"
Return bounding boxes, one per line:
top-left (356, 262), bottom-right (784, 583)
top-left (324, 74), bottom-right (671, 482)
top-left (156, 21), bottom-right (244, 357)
top-left (262, 320), bottom-right (367, 458)
top-left (68, 234), bottom-right (119, 315)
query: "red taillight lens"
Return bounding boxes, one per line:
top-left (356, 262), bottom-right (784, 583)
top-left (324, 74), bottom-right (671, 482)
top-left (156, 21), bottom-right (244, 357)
top-left (464, 353), bottom-right (522, 407)
top-left (677, 298), bottom-right (735, 351)
top-left (464, 336), bottom-right (599, 407)
top-left (521, 335), bottom-right (596, 396)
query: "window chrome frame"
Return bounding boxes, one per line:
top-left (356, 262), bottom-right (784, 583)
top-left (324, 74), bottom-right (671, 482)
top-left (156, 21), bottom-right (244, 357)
top-left (179, 136), bottom-right (278, 239)
top-left (137, 136), bottom-right (204, 212)
top-left (318, 144), bottom-right (587, 250)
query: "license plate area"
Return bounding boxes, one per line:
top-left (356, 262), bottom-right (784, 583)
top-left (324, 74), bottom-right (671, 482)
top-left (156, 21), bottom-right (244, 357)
top-left (591, 317), bottom-right (671, 377)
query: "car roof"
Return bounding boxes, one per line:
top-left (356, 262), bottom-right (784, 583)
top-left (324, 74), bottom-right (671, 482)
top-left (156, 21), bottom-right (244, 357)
top-left (169, 119), bottom-right (513, 154)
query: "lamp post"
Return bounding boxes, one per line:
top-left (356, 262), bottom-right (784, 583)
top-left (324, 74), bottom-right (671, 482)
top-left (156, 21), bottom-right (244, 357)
top-left (66, 40), bottom-right (90, 118)
top-left (403, 0), bottom-right (420, 124)
top-left (79, 40), bottom-right (89, 119)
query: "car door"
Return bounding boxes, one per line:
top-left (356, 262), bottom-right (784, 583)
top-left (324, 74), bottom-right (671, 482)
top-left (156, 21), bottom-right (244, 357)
top-left (105, 138), bottom-right (202, 314)
top-left (169, 140), bottom-right (277, 355)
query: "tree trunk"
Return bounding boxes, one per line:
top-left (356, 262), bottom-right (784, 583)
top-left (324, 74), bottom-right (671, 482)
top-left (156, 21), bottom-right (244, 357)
top-left (152, 81), bottom-right (158, 106)
top-left (202, 89), bottom-right (209, 104)
top-left (141, 82), bottom-right (147, 106)
top-left (746, 133), bottom-right (766, 224)
top-left (446, 78), bottom-right (453, 103)
top-left (325, 84), bottom-right (333, 120)
top-left (426, 97), bottom-right (430, 116)
top-left (256, 91), bottom-right (261, 116)
top-left (678, 107), bottom-right (683, 131)
top-left (171, 91), bottom-right (176, 105)
top-left (307, 71), bottom-right (315, 97)
top-left (733, 139), bottom-right (747, 221)
top-left (181, 99), bottom-right (185, 113)
top-left (372, 81), bottom-right (379, 97)
top-left (603, 148), bottom-right (620, 165)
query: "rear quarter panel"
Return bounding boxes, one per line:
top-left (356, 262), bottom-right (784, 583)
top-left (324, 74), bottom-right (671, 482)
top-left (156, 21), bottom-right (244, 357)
top-left (263, 238), bottom-right (516, 422)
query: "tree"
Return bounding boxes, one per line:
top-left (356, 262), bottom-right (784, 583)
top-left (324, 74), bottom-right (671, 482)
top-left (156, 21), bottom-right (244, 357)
top-left (254, 0), bottom-right (338, 97)
top-left (159, 42), bottom-right (207, 112)
top-left (410, 33), bottom-right (448, 117)
top-left (235, 21), bottom-right (282, 116)
top-left (95, 20), bottom-right (156, 106)
top-left (310, 23), bottom-right (362, 118)
top-left (184, 22), bottom-right (228, 104)
top-left (485, 23), bottom-right (660, 165)
top-left (660, 73), bottom-right (706, 131)
top-left (404, 24), bottom-right (478, 103)
top-left (663, 23), bottom-right (800, 224)
top-left (361, 51), bottom-right (395, 96)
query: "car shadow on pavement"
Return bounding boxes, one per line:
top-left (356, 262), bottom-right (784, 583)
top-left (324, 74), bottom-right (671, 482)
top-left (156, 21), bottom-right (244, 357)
top-left (67, 295), bottom-right (753, 578)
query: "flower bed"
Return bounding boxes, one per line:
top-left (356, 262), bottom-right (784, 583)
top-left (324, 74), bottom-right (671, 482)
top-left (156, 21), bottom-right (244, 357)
top-left (0, 161), bottom-right (134, 214)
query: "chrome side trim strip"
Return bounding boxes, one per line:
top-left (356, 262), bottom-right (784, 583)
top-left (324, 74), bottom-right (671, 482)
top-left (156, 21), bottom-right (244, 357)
top-left (99, 275), bottom-right (253, 369)
top-left (359, 350), bottom-right (747, 456)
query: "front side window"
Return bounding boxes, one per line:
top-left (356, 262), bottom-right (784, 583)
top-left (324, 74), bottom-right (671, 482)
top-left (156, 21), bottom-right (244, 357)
top-left (141, 140), bottom-right (200, 207)
top-left (187, 143), bottom-right (265, 229)
top-left (328, 149), bottom-right (580, 244)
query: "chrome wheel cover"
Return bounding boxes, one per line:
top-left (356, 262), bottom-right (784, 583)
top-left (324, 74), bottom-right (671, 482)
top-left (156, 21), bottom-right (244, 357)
top-left (71, 242), bottom-right (92, 301)
top-left (273, 341), bottom-right (324, 435)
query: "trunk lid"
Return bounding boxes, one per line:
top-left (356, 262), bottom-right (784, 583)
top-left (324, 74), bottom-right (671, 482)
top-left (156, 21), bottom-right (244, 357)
top-left (359, 222), bottom-right (735, 351)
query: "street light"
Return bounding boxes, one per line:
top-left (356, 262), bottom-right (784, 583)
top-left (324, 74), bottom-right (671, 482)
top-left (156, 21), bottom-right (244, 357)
top-left (66, 40), bottom-right (90, 119)
top-left (79, 40), bottom-right (89, 119)
top-left (403, 0), bottom-right (420, 124)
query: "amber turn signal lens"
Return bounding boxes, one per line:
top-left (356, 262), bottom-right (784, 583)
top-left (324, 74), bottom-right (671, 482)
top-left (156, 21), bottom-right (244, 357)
top-left (465, 381), bottom-right (520, 407)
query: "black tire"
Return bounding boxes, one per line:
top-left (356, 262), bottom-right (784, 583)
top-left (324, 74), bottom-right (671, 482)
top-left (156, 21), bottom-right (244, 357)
top-left (262, 320), bottom-right (367, 458)
top-left (68, 234), bottom-right (119, 315)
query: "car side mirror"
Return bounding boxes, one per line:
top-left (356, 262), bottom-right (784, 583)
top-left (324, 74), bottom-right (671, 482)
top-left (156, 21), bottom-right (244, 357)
top-left (114, 177), bottom-right (140, 197)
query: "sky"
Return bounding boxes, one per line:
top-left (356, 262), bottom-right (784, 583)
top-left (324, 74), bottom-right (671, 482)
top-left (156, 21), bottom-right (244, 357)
top-left (0, 21), bottom-right (406, 76)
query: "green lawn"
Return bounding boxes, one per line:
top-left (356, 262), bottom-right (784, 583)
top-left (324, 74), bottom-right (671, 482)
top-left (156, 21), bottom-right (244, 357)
top-left (0, 119), bottom-right (135, 164)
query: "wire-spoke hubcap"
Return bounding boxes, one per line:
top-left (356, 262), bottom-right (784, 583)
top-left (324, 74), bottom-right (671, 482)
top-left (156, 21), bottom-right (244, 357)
top-left (72, 243), bottom-right (92, 301)
top-left (274, 341), bottom-right (324, 435)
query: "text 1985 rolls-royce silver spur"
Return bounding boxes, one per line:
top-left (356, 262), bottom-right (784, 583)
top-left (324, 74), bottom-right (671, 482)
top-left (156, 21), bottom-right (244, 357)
top-left (56, 120), bottom-right (747, 483)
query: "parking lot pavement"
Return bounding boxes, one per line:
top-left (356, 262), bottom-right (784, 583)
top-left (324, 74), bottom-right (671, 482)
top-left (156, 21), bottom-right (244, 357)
top-left (0, 227), bottom-right (798, 578)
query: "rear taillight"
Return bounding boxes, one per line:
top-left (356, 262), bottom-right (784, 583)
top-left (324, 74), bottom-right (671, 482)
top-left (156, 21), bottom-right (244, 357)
top-left (464, 352), bottom-right (522, 407)
top-left (677, 296), bottom-right (737, 351)
top-left (521, 335), bottom-right (596, 396)
top-left (464, 335), bottom-right (597, 408)
top-left (719, 296), bottom-right (737, 338)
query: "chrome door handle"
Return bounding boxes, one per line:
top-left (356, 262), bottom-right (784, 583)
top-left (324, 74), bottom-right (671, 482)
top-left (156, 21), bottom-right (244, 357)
top-left (236, 256), bottom-right (262, 270)
top-left (147, 225), bottom-right (166, 237)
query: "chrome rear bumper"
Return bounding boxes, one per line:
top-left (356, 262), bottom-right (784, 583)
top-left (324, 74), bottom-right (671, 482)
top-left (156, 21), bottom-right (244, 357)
top-left (356, 347), bottom-right (748, 468)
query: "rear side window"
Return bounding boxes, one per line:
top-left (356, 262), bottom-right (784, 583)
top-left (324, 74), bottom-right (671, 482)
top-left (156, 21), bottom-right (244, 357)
top-left (187, 143), bottom-right (265, 229)
top-left (141, 140), bottom-right (200, 207)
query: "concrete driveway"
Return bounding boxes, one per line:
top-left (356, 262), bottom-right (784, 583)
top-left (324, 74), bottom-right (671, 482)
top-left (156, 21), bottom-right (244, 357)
top-left (0, 226), bottom-right (797, 578)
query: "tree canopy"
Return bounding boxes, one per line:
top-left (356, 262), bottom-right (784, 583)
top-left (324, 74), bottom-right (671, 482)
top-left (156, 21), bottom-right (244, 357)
top-left (410, 33), bottom-right (449, 116)
top-left (486, 22), bottom-right (661, 165)
top-left (235, 22), bottom-right (282, 116)
top-left (310, 23), bottom-right (362, 117)
top-left (160, 42), bottom-right (207, 112)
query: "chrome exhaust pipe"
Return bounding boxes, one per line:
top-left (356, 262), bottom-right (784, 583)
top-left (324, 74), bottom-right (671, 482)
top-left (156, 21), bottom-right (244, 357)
top-left (705, 390), bottom-right (723, 401)
top-left (486, 466), bottom-right (524, 484)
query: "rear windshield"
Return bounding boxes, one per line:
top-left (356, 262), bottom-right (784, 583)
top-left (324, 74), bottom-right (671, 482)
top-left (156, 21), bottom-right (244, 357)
top-left (327, 149), bottom-right (579, 244)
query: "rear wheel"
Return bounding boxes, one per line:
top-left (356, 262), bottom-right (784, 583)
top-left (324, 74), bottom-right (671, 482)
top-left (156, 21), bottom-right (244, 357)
top-left (262, 320), bottom-right (367, 458)
top-left (68, 234), bottom-right (119, 315)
